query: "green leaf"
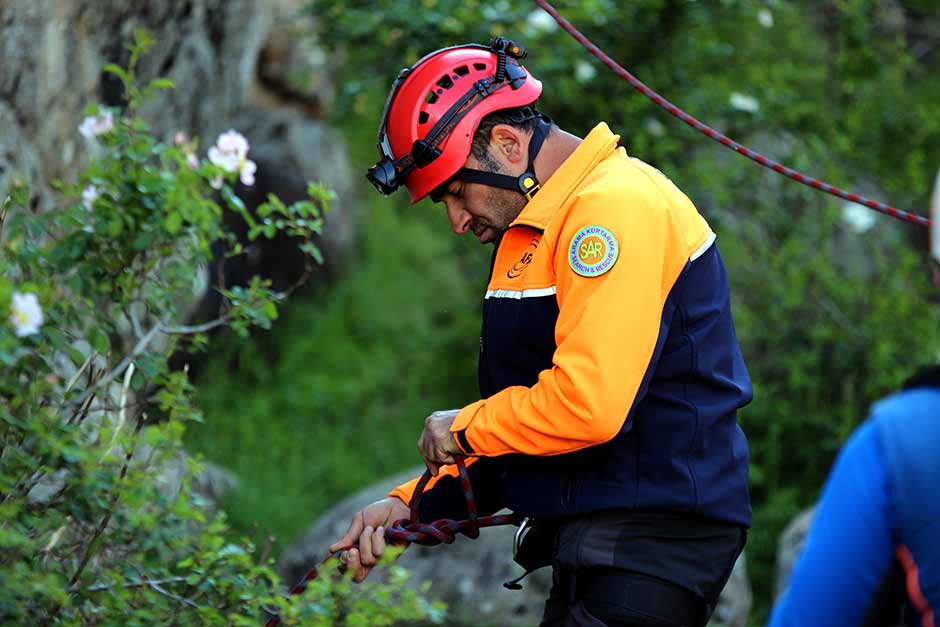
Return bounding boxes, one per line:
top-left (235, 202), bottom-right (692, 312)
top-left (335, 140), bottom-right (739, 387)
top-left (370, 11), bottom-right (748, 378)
top-left (149, 78), bottom-right (175, 91)
top-left (45, 328), bottom-right (69, 351)
top-left (262, 301), bottom-right (278, 321)
top-left (88, 328), bottom-right (110, 354)
top-left (221, 186), bottom-right (247, 214)
top-left (107, 217), bottom-right (124, 237)
top-left (165, 211), bottom-right (183, 234)
top-left (9, 180), bottom-right (30, 207)
top-left (102, 63), bottom-right (129, 84)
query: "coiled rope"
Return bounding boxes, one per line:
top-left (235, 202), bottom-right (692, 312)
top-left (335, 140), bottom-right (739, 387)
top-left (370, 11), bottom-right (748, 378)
top-left (533, 0), bottom-right (931, 229)
top-left (263, 456), bottom-right (519, 626)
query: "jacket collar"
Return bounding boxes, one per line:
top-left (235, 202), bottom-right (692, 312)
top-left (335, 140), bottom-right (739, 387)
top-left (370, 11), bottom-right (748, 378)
top-left (510, 122), bottom-right (621, 230)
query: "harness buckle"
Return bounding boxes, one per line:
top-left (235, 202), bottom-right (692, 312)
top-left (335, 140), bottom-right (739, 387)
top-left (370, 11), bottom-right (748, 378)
top-left (513, 516), bottom-right (533, 561)
top-left (517, 172), bottom-right (540, 200)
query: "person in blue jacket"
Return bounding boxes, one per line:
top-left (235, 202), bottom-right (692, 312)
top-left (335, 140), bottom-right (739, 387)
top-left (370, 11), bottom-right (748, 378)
top-left (769, 177), bottom-right (940, 626)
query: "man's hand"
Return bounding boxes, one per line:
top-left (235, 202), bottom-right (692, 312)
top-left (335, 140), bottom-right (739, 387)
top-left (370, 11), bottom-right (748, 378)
top-left (418, 409), bottom-right (462, 476)
top-left (328, 497), bottom-right (410, 583)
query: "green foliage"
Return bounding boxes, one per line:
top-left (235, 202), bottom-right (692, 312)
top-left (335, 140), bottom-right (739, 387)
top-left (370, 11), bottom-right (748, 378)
top-left (193, 1), bottom-right (940, 624)
top-left (187, 204), bottom-right (482, 551)
top-left (0, 30), bottom-right (439, 626)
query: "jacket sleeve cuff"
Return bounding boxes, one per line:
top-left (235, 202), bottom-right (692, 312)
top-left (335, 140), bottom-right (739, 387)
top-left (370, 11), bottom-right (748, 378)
top-left (451, 401), bottom-right (484, 455)
top-left (388, 475), bottom-right (421, 506)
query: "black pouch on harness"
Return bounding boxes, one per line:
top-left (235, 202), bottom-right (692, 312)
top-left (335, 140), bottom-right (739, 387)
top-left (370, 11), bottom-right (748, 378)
top-left (504, 517), bottom-right (559, 590)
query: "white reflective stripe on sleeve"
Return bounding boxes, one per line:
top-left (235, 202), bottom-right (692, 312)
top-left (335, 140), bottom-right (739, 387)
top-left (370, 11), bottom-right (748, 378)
top-left (485, 286), bottom-right (557, 300)
top-left (690, 231), bottom-right (717, 262)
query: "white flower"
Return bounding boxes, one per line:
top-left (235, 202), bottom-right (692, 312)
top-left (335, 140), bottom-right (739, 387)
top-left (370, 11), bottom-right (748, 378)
top-left (575, 61), bottom-right (597, 83)
top-left (729, 92), bottom-right (760, 114)
top-left (81, 185), bottom-right (100, 210)
top-left (174, 131), bottom-right (187, 146)
top-left (210, 175), bottom-right (224, 190)
top-left (239, 160), bottom-right (257, 186)
top-left (186, 153), bottom-right (199, 170)
top-left (10, 291), bottom-right (43, 338)
top-left (758, 9), bottom-right (774, 28)
top-left (841, 202), bottom-right (876, 233)
top-left (78, 111), bottom-right (115, 139)
top-left (208, 130), bottom-right (257, 187)
top-left (525, 9), bottom-right (558, 34)
top-left (644, 118), bottom-right (666, 137)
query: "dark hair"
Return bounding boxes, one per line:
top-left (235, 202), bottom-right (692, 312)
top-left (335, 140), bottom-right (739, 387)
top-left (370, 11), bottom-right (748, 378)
top-left (470, 105), bottom-right (545, 163)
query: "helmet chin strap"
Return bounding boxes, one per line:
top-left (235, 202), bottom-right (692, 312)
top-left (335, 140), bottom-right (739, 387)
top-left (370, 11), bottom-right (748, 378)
top-left (455, 116), bottom-right (552, 201)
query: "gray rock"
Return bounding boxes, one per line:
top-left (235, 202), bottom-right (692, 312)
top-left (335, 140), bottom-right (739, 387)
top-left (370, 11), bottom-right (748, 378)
top-left (279, 467), bottom-right (552, 626)
top-left (0, 0), bottom-right (356, 265)
top-left (709, 552), bottom-right (751, 627)
top-left (280, 468), bottom-right (752, 626)
top-left (773, 506), bottom-right (816, 600)
top-left (136, 443), bottom-right (239, 511)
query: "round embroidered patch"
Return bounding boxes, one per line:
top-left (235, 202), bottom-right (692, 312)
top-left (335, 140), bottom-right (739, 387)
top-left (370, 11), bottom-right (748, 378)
top-left (568, 225), bottom-right (619, 277)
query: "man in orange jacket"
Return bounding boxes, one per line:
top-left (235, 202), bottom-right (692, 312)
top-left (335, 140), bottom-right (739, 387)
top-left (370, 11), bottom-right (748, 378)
top-left (331, 38), bottom-right (752, 627)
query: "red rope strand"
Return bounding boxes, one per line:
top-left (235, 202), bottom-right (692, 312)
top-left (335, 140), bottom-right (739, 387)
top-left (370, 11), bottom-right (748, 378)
top-left (533, 0), bottom-right (931, 229)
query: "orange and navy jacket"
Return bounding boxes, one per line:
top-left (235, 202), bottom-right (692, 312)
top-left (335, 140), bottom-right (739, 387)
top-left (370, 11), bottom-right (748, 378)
top-left (391, 123), bottom-right (753, 527)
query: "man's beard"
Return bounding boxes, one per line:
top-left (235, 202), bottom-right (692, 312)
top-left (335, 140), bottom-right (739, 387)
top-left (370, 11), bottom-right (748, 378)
top-left (476, 151), bottom-right (527, 232)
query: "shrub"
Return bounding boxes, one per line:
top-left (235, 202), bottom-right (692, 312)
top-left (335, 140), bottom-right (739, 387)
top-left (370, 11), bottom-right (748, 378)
top-left (0, 30), bottom-right (441, 626)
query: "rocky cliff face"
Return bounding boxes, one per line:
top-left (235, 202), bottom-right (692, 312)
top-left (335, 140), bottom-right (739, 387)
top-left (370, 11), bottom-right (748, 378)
top-left (0, 0), bottom-right (356, 265)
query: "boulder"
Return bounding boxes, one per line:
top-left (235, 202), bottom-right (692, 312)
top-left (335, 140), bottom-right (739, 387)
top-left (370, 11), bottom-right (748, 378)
top-left (773, 506), bottom-right (816, 600)
top-left (0, 0), bottom-right (358, 271)
top-left (709, 552), bottom-right (751, 627)
top-left (280, 468), bottom-right (752, 626)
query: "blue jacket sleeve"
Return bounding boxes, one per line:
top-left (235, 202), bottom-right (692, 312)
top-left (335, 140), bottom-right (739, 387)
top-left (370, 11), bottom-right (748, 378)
top-left (767, 419), bottom-right (895, 627)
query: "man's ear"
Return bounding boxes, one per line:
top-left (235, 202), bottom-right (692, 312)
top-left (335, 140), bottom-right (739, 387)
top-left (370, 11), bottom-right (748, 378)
top-left (488, 124), bottom-right (527, 165)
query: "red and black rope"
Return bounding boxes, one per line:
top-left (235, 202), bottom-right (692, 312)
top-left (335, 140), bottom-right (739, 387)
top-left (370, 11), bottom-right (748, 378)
top-left (263, 456), bottom-right (519, 626)
top-left (533, 0), bottom-right (931, 229)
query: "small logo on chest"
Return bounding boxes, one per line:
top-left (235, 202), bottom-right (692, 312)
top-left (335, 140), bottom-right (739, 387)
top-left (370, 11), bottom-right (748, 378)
top-left (569, 225), bottom-right (619, 277)
top-left (507, 237), bottom-right (540, 279)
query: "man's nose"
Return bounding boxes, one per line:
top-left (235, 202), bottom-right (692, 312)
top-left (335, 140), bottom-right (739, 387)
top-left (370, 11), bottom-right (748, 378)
top-left (445, 200), bottom-right (472, 235)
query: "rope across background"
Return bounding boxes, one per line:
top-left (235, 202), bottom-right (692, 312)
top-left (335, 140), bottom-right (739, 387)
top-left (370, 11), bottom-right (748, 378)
top-left (533, 0), bottom-right (931, 229)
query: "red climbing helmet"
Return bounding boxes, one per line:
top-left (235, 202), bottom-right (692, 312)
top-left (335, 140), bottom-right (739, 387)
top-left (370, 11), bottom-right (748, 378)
top-left (367, 38), bottom-right (543, 203)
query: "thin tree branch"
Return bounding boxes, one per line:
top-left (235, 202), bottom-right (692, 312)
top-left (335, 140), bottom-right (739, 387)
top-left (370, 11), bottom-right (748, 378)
top-left (67, 411), bottom-right (146, 588)
top-left (68, 325), bottom-right (161, 409)
top-left (162, 318), bottom-right (227, 335)
top-left (147, 581), bottom-right (203, 609)
top-left (71, 576), bottom-right (188, 593)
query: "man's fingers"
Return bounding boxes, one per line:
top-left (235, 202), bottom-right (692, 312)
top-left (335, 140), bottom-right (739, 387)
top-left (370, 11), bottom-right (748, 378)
top-left (373, 526), bottom-right (386, 559)
top-left (329, 512), bottom-right (364, 553)
top-left (418, 431), bottom-right (433, 463)
top-left (418, 432), bottom-right (438, 475)
top-left (359, 526), bottom-right (376, 567)
top-left (345, 548), bottom-right (371, 583)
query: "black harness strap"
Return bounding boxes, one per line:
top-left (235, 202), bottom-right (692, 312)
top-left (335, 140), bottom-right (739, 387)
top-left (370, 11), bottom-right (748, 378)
top-left (456, 116), bottom-right (552, 201)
